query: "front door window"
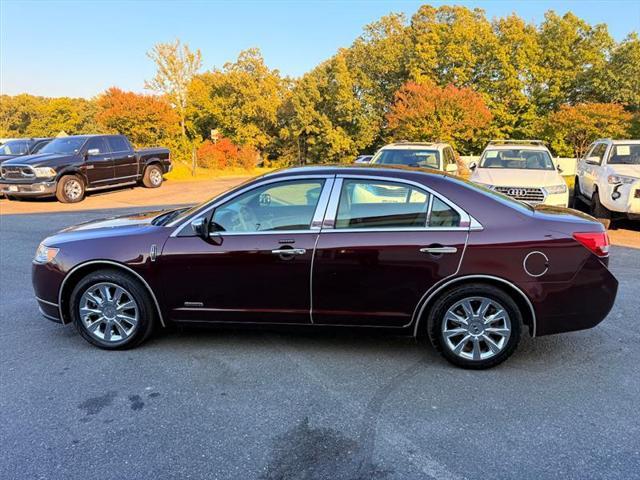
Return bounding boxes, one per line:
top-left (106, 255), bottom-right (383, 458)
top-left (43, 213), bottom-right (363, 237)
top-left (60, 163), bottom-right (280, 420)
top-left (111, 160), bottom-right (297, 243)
top-left (212, 179), bottom-right (325, 232)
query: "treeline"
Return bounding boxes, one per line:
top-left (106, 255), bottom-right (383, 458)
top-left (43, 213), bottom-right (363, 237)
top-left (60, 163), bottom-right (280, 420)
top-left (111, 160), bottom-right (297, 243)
top-left (1, 5), bottom-right (639, 167)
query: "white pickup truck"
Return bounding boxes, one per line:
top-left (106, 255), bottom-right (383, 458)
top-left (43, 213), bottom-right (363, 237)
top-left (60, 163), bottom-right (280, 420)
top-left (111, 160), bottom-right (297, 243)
top-left (575, 139), bottom-right (640, 227)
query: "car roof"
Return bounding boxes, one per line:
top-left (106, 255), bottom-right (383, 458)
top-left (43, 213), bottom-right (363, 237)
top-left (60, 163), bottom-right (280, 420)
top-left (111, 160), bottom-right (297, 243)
top-left (262, 164), bottom-right (454, 180)
top-left (379, 142), bottom-right (450, 150)
top-left (607, 139), bottom-right (640, 145)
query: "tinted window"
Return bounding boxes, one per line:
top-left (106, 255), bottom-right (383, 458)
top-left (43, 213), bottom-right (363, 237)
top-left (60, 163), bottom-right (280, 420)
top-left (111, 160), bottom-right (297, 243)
top-left (430, 197), bottom-right (460, 227)
top-left (31, 140), bottom-right (50, 153)
top-left (107, 136), bottom-right (130, 152)
top-left (0, 140), bottom-right (29, 155)
top-left (212, 180), bottom-right (325, 232)
top-left (336, 180), bottom-right (430, 229)
top-left (85, 137), bottom-right (110, 154)
top-left (371, 149), bottom-right (441, 169)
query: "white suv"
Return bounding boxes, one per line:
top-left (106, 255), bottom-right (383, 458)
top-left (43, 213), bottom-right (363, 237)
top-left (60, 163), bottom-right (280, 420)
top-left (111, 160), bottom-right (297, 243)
top-left (369, 142), bottom-right (459, 174)
top-left (576, 139), bottom-right (640, 226)
top-left (470, 140), bottom-right (569, 207)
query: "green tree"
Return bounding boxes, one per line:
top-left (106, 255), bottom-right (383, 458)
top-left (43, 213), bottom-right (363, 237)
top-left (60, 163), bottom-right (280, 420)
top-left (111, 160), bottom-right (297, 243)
top-left (145, 39), bottom-right (202, 141)
top-left (535, 12), bottom-right (614, 111)
top-left (26, 97), bottom-right (98, 136)
top-left (0, 94), bottom-right (46, 137)
top-left (601, 33), bottom-right (640, 110)
top-left (188, 48), bottom-right (286, 155)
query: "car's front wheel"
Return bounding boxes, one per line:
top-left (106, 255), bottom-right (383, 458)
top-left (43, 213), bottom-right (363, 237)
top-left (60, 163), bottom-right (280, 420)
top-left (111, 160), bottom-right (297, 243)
top-left (591, 190), bottom-right (611, 229)
top-left (56, 175), bottom-right (85, 203)
top-left (69, 269), bottom-right (155, 349)
top-left (428, 284), bottom-right (522, 369)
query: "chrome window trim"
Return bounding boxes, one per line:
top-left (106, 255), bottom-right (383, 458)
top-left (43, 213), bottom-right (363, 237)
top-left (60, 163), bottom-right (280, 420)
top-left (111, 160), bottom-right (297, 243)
top-left (169, 174), bottom-right (336, 237)
top-left (58, 260), bottom-right (166, 327)
top-left (411, 274), bottom-right (537, 338)
top-left (322, 174), bottom-right (481, 231)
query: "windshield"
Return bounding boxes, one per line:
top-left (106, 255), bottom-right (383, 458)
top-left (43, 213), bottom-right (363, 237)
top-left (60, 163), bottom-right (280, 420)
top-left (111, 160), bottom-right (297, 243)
top-left (479, 149), bottom-right (555, 170)
top-left (0, 140), bottom-right (29, 155)
top-left (371, 149), bottom-right (441, 169)
top-left (38, 137), bottom-right (87, 155)
top-left (608, 144), bottom-right (640, 165)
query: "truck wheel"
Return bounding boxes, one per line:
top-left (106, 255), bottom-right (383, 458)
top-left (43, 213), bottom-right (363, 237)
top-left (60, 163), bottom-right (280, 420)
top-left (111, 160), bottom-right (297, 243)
top-left (142, 164), bottom-right (163, 188)
top-left (591, 191), bottom-right (611, 229)
top-left (571, 176), bottom-right (582, 208)
top-left (56, 175), bottom-right (85, 203)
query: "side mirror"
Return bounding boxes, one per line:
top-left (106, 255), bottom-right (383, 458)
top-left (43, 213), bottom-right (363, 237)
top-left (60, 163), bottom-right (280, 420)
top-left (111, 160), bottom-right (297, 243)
top-left (191, 217), bottom-right (209, 239)
top-left (86, 148), bottom-right (100, 156)
top-left (585, 156), bottom-right (600, 165)
top-left (469, 162), bottom-right (477, 170)
top-left (556, 164), bottom-right (563, 173)
top-left (445, 163), bottom-right (458, 173)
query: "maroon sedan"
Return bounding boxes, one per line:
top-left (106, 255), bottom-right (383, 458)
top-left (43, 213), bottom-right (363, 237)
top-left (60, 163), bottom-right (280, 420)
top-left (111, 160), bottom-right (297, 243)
top-left (32, 166), bottom-right (617, 368)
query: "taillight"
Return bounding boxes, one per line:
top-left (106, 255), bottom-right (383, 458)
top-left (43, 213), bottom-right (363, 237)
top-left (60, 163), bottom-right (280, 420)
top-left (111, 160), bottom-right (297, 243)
top-left (573, 231), bottom-right (610, 257)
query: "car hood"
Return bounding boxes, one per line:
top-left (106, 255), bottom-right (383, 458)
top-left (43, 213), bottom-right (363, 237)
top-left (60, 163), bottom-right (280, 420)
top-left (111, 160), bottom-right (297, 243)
top-left (607, 164), bottom-right (640, 178)
top-left (44, 210), bottom-right (169, 245)
top-left (0, 154), bottom-right (20, 163)
top-left (471, 168), bottom-right (563, 187)
top-left (2, 152), bottom-right (76, 168)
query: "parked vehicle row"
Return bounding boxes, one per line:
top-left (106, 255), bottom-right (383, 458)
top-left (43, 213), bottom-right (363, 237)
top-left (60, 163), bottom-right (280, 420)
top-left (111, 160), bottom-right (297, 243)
top-left (0, 134), bottom-right (171, 203)
top-left (32, 165), bottom-right (617, 369)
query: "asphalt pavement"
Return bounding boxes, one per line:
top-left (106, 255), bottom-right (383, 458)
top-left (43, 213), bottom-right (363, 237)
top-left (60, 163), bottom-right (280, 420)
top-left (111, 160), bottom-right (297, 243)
top-left (1, 207), bottom-right (639, 480)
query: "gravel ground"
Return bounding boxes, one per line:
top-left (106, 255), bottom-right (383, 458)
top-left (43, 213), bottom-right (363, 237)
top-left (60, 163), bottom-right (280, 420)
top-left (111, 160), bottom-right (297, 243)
top-left (1, 208), bottom-right (639, 480)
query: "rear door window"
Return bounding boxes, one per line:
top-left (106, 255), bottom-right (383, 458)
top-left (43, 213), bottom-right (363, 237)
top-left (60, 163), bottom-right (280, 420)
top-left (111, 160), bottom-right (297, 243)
top-left (107, 136), bottom-right (131, 153)
top-left (336, 179), bottom-right (430, 229)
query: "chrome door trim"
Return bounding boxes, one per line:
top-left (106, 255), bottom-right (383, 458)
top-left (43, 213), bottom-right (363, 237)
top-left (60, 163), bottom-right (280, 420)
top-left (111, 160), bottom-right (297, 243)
top-left (169, 174), bottom-right (336, 237)
top-left (57, 260), bottom-right (166, 327)
top-left (411, 274), bottom-right (537, 338)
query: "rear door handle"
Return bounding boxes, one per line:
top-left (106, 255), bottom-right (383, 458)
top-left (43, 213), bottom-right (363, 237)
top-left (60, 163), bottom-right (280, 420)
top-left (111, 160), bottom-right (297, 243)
top-left (420, 246), bottom-right (458, 254)
top-left (271, 248), bottom-right (306, 255)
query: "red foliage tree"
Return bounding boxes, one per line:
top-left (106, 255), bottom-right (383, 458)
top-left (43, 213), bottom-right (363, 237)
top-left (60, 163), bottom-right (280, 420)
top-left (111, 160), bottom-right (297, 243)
top-left (385, 81), bottom-right (493, 153)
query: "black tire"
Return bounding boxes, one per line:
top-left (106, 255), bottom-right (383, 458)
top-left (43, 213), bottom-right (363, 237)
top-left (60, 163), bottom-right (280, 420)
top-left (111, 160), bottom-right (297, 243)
top-left (591, 190), bottom-right (611, 229)
top-left (427, 283), bottom-right (522, 369)
top-left (142, 164), bottom-right (163, 188)
top-left (571, 176), bottom-right (582, 208)
top-left (56, 174), bottom-right (85, 203)
top-left (69, 269), bottom-right (156, 349)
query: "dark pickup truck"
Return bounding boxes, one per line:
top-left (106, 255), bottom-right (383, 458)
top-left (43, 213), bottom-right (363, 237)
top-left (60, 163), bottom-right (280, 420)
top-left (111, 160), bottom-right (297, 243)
top-left (0, 134), bottom-right (171, 202)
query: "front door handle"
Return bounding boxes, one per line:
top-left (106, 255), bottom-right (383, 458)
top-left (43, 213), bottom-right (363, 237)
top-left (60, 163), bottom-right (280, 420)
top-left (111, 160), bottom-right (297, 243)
top-left (420, 246), bottom-right (458, 254)
top-left (271, 248), bottom-right (306, 255)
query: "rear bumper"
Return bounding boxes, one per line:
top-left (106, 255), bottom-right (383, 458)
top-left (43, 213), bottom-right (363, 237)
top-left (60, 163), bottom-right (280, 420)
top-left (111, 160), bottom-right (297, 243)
top-left (525, 256), bottom-right (618, 336)
top-left (0, 181), bottom-right (56, 197)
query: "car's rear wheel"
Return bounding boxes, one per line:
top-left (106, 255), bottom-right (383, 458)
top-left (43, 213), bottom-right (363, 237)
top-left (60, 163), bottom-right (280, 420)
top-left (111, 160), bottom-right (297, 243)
top-left (56, 175), bottom-right (85, 203)
top-left (428, 284), bottom-right (522, 369)
top-left (69, 269), bottom-right (155, 349)
top-left (142, 164), bottom-right (163, 188)
top-left (591, 190), bottom-right (611, 229)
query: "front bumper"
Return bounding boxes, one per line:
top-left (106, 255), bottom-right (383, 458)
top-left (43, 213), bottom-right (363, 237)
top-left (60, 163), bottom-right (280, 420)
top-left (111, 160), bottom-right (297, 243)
top-left (601, 181), bottom-right (640, 216)
top-left (0, 181), bottom-right (56, 197)
top-left (541, 191), bottom-right (570, 207)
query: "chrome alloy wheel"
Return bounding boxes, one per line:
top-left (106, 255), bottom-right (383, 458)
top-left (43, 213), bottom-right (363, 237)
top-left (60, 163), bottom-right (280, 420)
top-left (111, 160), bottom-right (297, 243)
top-left (442, 296), bottom-right (511, 361)
top-left (79, 282), bottom-right (139, 343)
top-left (150, 168), bottom-right (162, 186)
top-left (64, 179), bottom-right (83, 200)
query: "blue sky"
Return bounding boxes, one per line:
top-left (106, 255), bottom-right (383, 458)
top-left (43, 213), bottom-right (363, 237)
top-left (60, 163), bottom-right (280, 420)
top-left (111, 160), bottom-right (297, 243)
top-left (1, 0), bottom-right (639, 98)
